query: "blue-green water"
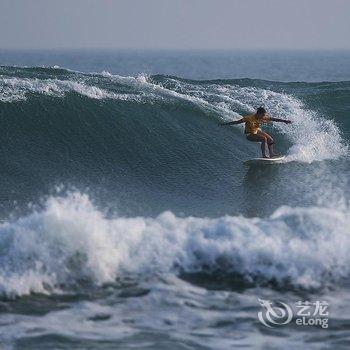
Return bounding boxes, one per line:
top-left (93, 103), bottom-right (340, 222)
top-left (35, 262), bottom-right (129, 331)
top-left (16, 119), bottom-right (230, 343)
top-left (0, 50), bottom-right (349, 349)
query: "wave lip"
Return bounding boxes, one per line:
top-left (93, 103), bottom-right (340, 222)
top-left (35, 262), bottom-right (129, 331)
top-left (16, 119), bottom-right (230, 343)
top-left (0, 192), bottom-right (349, 298)
top-left (0, 76), bottom-right (142, 102)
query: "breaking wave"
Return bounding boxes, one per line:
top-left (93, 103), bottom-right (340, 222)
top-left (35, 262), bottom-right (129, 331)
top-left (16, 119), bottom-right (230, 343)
top-left (0, 192), bottom-right (349, 297)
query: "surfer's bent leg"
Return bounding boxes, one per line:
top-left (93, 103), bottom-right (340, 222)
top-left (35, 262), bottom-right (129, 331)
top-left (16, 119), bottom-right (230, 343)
top-left (258, 131), bottom-right (276, 157)
top-left (246, 133), bottom-right (269, 158)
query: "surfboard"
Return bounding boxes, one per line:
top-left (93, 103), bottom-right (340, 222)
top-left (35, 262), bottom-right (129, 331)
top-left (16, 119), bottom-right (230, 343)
top-left (244, 155), bottom-right (285, 165)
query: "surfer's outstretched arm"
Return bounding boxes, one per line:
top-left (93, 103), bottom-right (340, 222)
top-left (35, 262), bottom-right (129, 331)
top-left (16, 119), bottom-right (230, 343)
top-left (269, 117), bottom-right (292, 124)
top-left (219, 118), bottom-right (245, 126)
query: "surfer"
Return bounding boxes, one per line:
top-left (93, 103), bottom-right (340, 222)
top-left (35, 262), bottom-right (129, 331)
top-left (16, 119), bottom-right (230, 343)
top-left (220, 107), bottom-right (292, 158)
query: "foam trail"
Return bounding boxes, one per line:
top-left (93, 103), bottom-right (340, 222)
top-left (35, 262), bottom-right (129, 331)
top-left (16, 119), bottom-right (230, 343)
top-left (0, 192), bottom-right (349, 298)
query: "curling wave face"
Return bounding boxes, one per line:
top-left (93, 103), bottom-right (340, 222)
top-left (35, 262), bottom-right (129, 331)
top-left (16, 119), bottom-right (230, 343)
top-left (0, 66), bottom-right (347, 164)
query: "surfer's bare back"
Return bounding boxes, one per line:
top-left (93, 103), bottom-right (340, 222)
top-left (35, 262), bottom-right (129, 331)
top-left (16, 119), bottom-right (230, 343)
top-left (220, 107), bottom-right (292, 158)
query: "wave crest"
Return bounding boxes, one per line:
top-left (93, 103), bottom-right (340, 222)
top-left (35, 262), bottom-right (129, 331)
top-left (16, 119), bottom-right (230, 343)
top-left (0, 66), bottom-right (347, 164)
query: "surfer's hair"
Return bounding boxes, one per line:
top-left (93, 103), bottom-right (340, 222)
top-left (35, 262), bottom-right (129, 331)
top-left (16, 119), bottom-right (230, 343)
top-left (257, 107), bottom-right (266, 115)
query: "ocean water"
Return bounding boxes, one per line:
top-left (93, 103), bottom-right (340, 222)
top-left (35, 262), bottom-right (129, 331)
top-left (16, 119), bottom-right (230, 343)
top-left (0, 50), bottom-right (349, 349)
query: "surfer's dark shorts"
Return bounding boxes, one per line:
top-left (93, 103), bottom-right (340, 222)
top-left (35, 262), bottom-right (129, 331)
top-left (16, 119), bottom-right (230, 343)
top-left (246, 133), bottom-right (274, 145)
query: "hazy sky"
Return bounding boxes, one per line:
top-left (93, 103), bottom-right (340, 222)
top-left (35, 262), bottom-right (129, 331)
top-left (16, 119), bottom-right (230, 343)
top-left (1, 0), bottom-right (349, 49)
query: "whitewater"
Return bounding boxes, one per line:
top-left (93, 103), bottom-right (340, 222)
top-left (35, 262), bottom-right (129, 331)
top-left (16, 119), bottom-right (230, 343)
top-left (1, 192), bottom-right (349, 298)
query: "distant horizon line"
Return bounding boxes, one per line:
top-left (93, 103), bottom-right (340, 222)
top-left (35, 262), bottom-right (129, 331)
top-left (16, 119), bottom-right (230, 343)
top-left (1, 47), bottom-right (350, 52)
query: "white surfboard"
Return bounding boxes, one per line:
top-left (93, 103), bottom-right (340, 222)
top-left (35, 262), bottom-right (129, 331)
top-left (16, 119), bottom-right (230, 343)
top-left (244, 155), bottom-right (285, 165)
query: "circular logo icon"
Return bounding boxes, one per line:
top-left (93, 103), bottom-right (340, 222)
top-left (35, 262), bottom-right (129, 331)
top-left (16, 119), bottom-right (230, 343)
top-left (258, 298), bottom-right (293, 328)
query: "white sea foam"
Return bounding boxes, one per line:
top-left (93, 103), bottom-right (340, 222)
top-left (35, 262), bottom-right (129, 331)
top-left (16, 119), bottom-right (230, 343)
top-left (0, 192), bottom-right (349, 298)
top-left (0, 77), bottom-right (139, 102)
